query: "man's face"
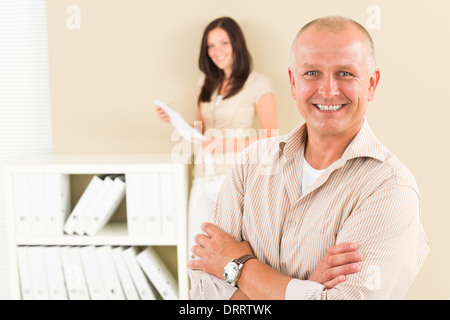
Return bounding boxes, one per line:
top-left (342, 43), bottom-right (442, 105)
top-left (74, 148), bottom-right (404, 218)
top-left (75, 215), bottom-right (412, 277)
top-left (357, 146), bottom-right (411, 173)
top-left (289, 28), bottom-right (380, 139)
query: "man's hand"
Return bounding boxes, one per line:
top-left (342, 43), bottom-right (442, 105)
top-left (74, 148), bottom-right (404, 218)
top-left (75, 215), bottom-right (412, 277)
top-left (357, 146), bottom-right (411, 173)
top-left (309, 242), bottom-right (363, 288)
top-left (187, 222), bottom-right (253, 279)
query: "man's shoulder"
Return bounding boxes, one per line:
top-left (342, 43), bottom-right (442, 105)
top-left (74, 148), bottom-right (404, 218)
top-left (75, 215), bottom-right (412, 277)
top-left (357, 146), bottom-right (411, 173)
top-left (241, 134), bottom-right (284, 159)
top-left (351, 142), bottom-right (419, 196)
top-left (349, 120), bottom-right (419, 194)
top-left (234, 135), bottom-right (285, 175)
top-left (381, 153), bottom-right (419, 193)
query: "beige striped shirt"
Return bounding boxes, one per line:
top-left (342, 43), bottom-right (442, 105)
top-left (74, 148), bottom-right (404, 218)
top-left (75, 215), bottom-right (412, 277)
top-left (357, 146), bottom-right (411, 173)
top-left (189, 119), bottom-right (430, 300)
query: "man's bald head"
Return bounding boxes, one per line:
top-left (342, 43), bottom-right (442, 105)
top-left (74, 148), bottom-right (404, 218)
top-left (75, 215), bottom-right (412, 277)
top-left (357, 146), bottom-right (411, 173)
top-left (290, 16), bottom-right (376, 73)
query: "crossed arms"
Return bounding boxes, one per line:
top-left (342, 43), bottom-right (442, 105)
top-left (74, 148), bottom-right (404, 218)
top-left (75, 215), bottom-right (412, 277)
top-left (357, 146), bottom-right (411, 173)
top-left (188, 222), bottom-right (363, 299)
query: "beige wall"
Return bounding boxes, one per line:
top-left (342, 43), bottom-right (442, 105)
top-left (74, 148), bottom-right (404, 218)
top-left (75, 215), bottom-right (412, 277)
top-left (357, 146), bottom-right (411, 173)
top-left (47, 0), bottom-right (450, 299)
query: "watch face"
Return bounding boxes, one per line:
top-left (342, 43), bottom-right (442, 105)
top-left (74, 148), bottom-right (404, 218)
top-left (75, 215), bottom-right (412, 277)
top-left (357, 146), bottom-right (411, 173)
top-left (224, 262), bottom-right (239, 281)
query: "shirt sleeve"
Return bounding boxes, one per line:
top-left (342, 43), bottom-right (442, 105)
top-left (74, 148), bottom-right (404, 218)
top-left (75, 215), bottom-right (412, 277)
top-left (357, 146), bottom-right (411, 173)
top-left (251, 73), bottom-right (273, 106)
top-left (285, 280), bottom-right (325, 299)
top-left (286, 184), bottom-right (429, 300)
top-left (189, 152), bottom-right (247, 300)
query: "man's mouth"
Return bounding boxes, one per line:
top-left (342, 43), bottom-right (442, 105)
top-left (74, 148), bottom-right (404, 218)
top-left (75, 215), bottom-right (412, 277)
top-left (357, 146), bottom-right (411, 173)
top-left (314, 104), bottom-right (345, 111)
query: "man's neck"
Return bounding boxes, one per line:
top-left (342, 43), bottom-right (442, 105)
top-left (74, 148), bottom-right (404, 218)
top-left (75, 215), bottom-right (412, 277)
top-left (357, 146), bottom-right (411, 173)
top-left (304, 123), bottom-right (363, 170)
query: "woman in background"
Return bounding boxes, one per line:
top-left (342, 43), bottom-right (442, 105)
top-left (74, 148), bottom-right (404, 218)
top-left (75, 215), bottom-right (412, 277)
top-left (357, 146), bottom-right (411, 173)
top-left (156, 17), bottom-right (278, 250)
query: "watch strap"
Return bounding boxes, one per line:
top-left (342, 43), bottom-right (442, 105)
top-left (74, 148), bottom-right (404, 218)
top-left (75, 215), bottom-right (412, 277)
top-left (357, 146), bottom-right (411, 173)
top-left (235, 254), bottom-right (257, 265)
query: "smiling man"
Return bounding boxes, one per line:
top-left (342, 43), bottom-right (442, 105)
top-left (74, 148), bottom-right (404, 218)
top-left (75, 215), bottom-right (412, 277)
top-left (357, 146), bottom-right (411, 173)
top-left (188, 16), bottom-right (430, 300)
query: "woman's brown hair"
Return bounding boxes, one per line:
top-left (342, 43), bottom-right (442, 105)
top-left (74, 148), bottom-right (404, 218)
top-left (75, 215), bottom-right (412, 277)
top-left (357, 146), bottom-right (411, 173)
top-left (198, 17), bottom-right (252, 104)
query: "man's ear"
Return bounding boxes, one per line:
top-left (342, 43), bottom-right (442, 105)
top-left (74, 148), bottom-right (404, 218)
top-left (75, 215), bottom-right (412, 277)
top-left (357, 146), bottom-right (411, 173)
top-left (367, 68), bottom-right (380, 102)
top-left (288, 68), bottom-right (297, 100)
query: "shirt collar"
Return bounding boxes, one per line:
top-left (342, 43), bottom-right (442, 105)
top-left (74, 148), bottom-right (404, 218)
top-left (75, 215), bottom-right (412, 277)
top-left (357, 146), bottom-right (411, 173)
top-left (278, 122), bottom-right (307, 159)
top-left (279, 119), bottom-right (389, 163)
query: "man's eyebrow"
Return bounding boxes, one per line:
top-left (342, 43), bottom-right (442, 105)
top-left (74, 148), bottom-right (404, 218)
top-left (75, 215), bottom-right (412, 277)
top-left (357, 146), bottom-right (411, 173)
top-left (300, 63), bottom-right (319, 70)
top-left (336, 64), bottom-right (357, 71)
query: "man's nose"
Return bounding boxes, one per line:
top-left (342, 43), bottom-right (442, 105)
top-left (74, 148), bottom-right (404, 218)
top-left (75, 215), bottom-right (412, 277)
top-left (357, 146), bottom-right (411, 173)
top-left (318, 75), bottom-right (339, 98)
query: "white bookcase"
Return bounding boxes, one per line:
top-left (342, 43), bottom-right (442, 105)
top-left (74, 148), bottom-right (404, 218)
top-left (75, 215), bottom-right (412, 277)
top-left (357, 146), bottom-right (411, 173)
top-left (3, 153), bottom-right (189, 300)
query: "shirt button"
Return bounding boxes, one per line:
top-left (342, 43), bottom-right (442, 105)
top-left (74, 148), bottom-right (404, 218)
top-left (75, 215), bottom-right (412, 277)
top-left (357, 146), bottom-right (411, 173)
top-left (290, 221), bottom-right (297, 228)
top-left (281, 262), bottom-right (287, 269)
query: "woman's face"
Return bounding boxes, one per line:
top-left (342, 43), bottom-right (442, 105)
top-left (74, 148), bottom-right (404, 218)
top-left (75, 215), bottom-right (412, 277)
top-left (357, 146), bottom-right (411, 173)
top-left (207, 28), bottom-right (233, 77)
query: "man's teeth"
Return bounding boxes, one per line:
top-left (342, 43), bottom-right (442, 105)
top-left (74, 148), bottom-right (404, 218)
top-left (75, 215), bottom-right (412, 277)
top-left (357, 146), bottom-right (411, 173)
top-left (315, 104), bottom-right (344, 111)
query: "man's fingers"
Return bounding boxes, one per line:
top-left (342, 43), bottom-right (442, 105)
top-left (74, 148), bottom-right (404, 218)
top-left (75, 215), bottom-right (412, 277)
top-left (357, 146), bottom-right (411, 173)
top-left (327, 250), bottom-right (363, 268)
top-left (309, 243), bottom-right (363, 287)
top-left (191, 244), bottom-right (205, 258)
top-left (201, 222), bottom-right (223, 238)
top-left (324, 263), bottom-right (360, 282)
top-left (323, 275), bottom-right (346, 289)
top-left (327, 242), bottom-right (358, 255)
top-left (187, 258), bottom-right (203, 271)
top-left (194, 233), bottom-right (210, 246)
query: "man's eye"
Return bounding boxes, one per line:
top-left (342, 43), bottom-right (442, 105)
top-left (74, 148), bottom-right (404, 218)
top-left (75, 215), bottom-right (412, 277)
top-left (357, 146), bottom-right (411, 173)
top-left (305, 71), bottom-right (318, 76)
top-left (340, 71), bottom-right (353, 77)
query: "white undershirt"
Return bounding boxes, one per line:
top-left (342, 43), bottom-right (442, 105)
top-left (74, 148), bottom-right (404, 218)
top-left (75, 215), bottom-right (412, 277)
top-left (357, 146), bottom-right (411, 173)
top-left (302, 159), bottom-right (326, 196)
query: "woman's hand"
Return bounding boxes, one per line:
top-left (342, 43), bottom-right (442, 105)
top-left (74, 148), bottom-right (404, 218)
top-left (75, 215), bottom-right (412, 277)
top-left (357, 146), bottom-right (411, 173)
top-left (156, 105), bottom-right (170, 123)
top-left (201, 137), bottom-right (216, 154)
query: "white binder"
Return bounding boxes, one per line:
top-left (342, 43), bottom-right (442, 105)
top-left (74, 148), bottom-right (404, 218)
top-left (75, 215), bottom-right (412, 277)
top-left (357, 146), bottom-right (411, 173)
top-left (29, 174), bottom-right (46, 236)
top-left (44, 174), bottom-right (71, 236)
top-left (137, 247), bottom-right (179, 300)
top-left (64, 175), bottom-right (103, 235)
top-left (60, 246), bottom-right (89, 300)
top-left (13, 174), bottom-right (31, 236)
top-left (95, 246), bottom-right (125, 300)
top-left (111, 246), bottom-right (140, 300)
top-left (27, 246), bottom-right (49, 299)
top-left (16, 246), bottom-right (34, 300)
top-left (43, 246), bottom-right (68, 300)
top-left (85, 176), bottom-right (126, 236)
top-left (122, 247), bottom-right (156, 300)
top-left (79, 246), bottom-right (107, 300)
top-left (142, 172), bottom-right (161, 236)
top-left (125, 173), bottom-right (145, 236)
top-left (160, 172), bottom-right (176, 237)
top-left (75, 175), bottom-right (114, 235)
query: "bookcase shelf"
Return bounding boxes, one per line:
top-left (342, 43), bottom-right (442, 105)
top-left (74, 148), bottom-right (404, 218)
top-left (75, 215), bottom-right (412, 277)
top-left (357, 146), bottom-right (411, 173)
top-left (14, 222), bottom-right (179, 246)
top-left (4, 153), bottom-right (190, 300)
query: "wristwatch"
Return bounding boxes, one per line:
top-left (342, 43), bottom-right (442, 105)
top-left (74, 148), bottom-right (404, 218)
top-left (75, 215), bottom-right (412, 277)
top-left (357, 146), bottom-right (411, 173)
top-left (223, 254), bottom-right (256, 287)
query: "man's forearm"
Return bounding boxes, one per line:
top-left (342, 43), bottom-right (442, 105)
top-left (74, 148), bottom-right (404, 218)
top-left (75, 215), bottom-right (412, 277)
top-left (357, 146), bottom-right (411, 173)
top-left (235, 259), bottom-right (292, 300)
top-left (230, 289), bottom-right (250, 300)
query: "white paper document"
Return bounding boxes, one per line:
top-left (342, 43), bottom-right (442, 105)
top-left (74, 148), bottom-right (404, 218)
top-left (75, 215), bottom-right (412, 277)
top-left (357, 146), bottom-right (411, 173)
top-left (154, 99), bottom-right (206, 142)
